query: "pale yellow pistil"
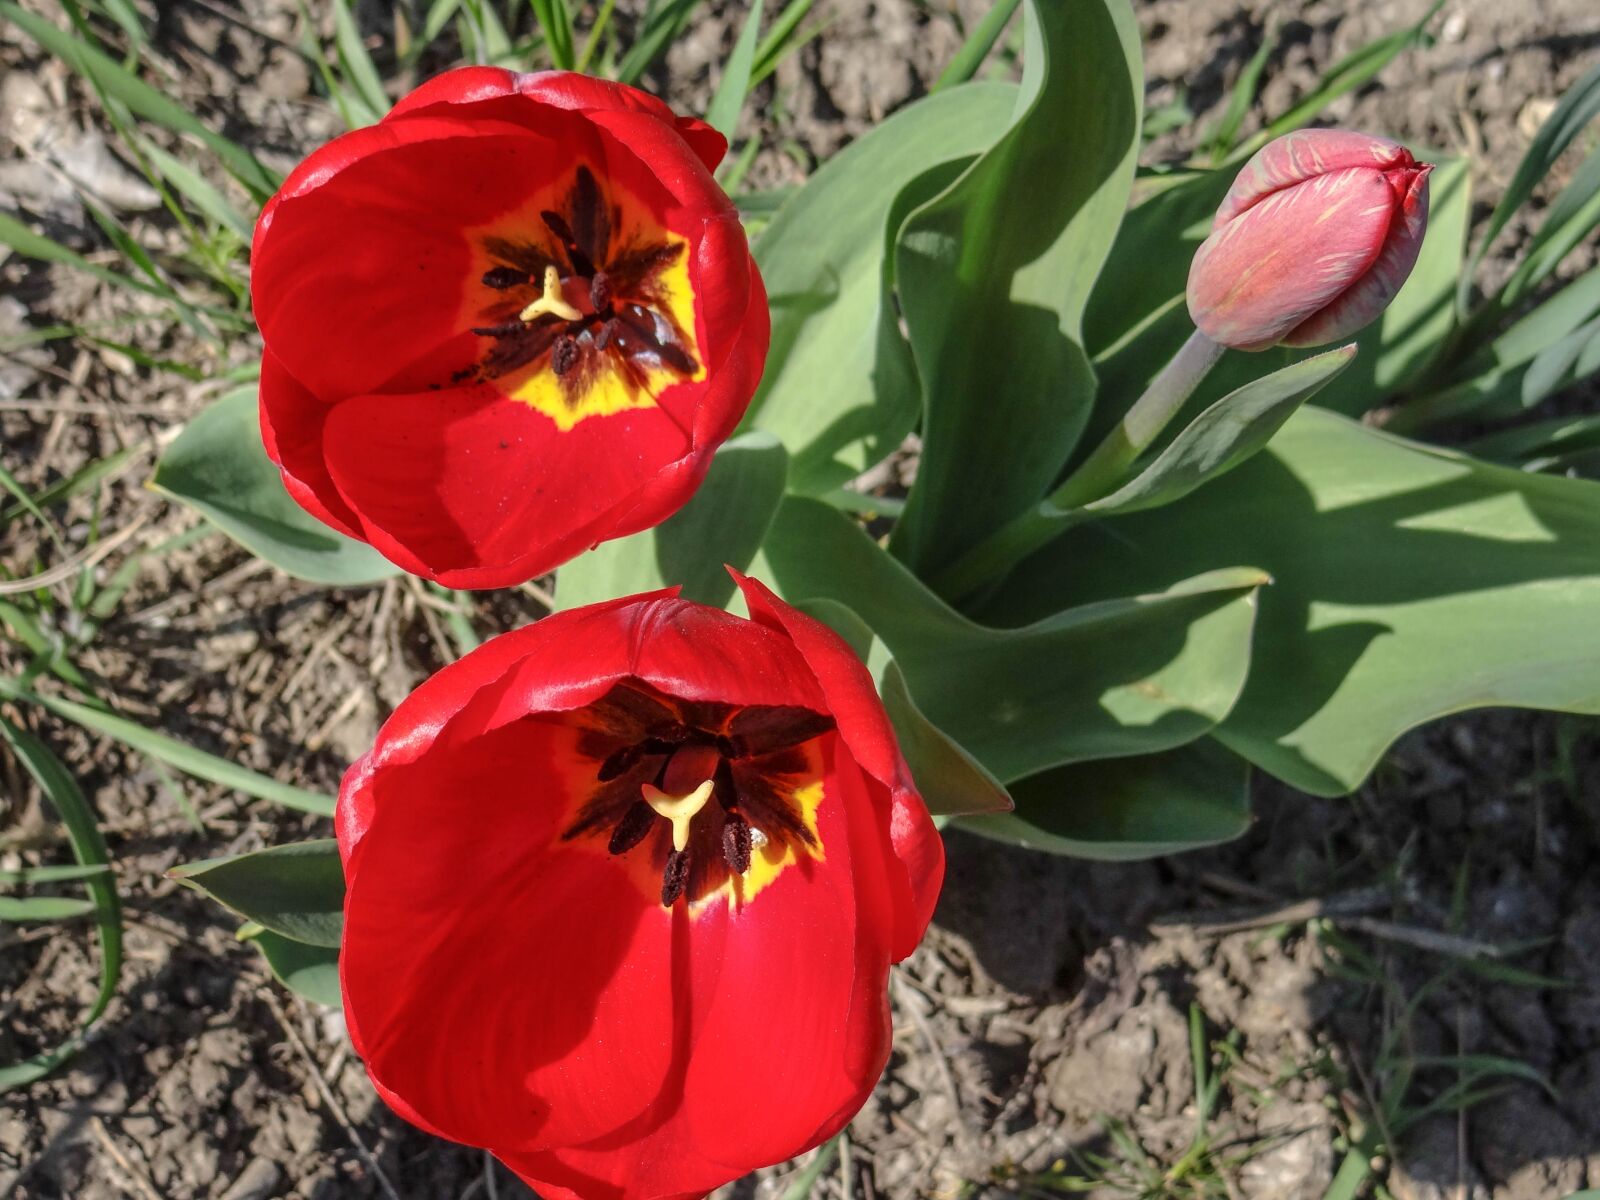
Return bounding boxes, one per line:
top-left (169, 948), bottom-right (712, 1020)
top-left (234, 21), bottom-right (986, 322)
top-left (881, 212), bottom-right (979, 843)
top-left (641, 779), bottom-right (716, 852)
top-left (518, 264), bottom-right (582, 323)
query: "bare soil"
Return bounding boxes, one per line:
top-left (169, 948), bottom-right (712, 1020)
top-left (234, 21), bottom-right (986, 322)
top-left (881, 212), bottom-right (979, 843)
top-left (1, 1), bottom-right (1598, 1198)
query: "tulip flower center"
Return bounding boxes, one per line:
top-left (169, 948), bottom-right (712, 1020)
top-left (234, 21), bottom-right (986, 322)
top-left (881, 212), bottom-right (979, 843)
top-left (461, 166), bottom-right (703, 431)
top-left (561, 681), bottom-right (835, 909)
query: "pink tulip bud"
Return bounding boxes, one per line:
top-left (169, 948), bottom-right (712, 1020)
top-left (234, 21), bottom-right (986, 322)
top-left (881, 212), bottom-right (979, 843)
top-left (1187, 129), bottom-right (1433, 352)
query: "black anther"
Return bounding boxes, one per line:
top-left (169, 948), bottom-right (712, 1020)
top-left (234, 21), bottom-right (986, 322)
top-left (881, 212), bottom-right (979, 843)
top-left (608, 802), bottom-right (658, 855)
top-left (661, 850), bottom-right (691, 906)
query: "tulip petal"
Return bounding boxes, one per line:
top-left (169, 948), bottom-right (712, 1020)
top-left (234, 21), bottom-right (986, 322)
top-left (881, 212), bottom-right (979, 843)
top-left (258, 347), bottom-right (363, 540)
top-left (494, 739), bottom-right (899, 1200)
top-left (342, 716), bottom-right (682, 1153)
top-left (253, 117), bottom-right (593, 400)
top-left (1284, 164), bottom-right (1432, 348)
top-left (318, 383), bottom-right (692, 586)
top-left (1215, 128), bottom-right (1415, 227)
top-left (734, 573), bottom-right (943, 955)
top-left (1187, 167), bottom-right (1395, 352)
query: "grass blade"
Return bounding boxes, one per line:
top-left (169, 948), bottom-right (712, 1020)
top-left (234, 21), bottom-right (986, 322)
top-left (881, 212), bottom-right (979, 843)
top-left (1233, 0), bottom-right (1445, 161)
top-left (751, 0), bottom-right (818, 87)
top-left (0, 680), bottom-right (335, 817)
top-left (1459, 57), bottom-right (1600, 316)
top-left (333, 0), bottom-right (390, 117)
top-left (0, 864), bottom-right (111, 885)
top-left (614, 0), bottom-right (703, 85)
top-left (0, 896), bottom-right (97, 921)
top-left (1206, 22), bottom-right (1275, 163)
top-left (933, 0), bottom-right (1021, 92)
top-left (705, 0), bottom-right (764, 141)
top-left (0, 718), bottom-right (122, 1090)
top-left (530, 0), bottom-right (576, 69)
top-left (132, 133), bottom-right (253, 242)
top-left (1, 2), bottom-right (278, 199)
top-left (575, 0), bottom-right (617, 73)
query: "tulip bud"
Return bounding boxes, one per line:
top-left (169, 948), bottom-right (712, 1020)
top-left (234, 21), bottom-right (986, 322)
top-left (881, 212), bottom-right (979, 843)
top-left (1187, 129), bottom-right (1433, 352)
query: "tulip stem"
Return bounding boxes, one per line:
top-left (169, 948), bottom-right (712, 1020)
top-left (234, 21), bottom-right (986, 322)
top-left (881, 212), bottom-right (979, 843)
top-left (929, 330), bottom-right (1225, 603)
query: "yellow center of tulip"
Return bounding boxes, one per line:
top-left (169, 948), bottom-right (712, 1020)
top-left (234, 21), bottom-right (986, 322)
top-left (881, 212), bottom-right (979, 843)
top-left (460, 165), bottom-right (704, 432)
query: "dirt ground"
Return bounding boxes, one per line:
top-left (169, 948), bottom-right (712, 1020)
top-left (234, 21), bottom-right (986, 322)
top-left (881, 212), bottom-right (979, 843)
top-left (1, 1), bottom-right (1599, 1198)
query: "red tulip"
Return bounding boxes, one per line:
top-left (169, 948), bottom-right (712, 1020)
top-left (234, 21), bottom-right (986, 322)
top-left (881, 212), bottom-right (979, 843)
top-left (252, 69), bottom-right (769, 588)
top-left (336, 575), bottom-right (943, 1200)
top-left (1187, 129), bottom-right (1432, 352)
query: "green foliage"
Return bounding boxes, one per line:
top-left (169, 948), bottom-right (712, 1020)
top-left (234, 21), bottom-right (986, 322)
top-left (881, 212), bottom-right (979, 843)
top-left (152, 387), bottom-right (398, 586)
top-left (887, 0), bottom-right (1142, 577)
top-left (0, 719), bottom-right (122, 1091)
top-left (171, 841), bottom-right (344, 947)
top-left (557, 433), bottom-right (788, 611)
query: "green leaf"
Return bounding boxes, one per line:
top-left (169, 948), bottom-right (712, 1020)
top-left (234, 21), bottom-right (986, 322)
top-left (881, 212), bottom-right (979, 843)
top-left (0, 718), bottom-right (121, 1091)
top-left (556, 432), bottom-right (787, 610)
top-left (0, 681), bottom-right (335, 817)
top-left (613, 0), bottom-right (702, 85)
top-left (0, 209), bottom-right (172, 302)
top-left (745, 81), bottom-right (1016, 491)
top-left (332, 0), bottom-right (390, 120)
top-left (0, 863), bottom-right (111, 885)
top-left (245, 927), bottom-right (343, 1008)
top-left (704, 0), bottom-right (762, 141)
top-left (996, 407), bottom-right (1600, 795)
top-left (171, 840), bottom-right (343, 948)
top-left (1206, 24), bottom-right (1275, 163)
top-left (888, 0), bottom-right (1143, 577)
top-left (796, 597), bottom-right (1012, 818)
top-left (0, 2), bottom-right (278, 200)
top-left (1083, 345), bottom-right (1357, 517)
top-left (961, 740), bottom-right (1250, 859)
top-left (529, 0), bottom-right (576, 69)
top-left (933, 0), bottom-right (1022, 92)
top-left (152, 386), bottom-right (398, 586)
top-left (0, 895), bottom-right (97, 921)
top-left (1459, 58), bottom-right (1600, 316)
top-left (1495, 139), bottom-right (1600, 315)
top-left (761, 497), bottom-right (1265, 783)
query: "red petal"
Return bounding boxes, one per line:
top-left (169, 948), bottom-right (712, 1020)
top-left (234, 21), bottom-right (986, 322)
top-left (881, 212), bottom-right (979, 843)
top-left (732, 574), bottom-right (943, 958)
top-left (495, 739), bottom-right (901, 1200)
top-left (251, 111), bottom-right (591, 401)
top-left (340, 717), bottom-right (680, 1153)
top-left (1187, 166), bottom-right (1394, 352)
top-left (258, 346), bottom-right (362, 539)
top-left (1215, 128), bottom-right (1415, 227)
top-left (317, 384), bottom-right (692, 587)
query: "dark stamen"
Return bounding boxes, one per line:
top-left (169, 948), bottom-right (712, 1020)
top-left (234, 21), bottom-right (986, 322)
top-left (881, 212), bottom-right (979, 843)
top-left (595, 317), bottom-right (624, 353)
top-left (608, 802), bottom-right (658, 855)
top-left (570, 166), bottom-right (610, 266)
top-left (471, 321), bottom-right (525, 338)
top-left (552, 335), bottom-right (580, 376)
top-left (482, 266), bottom-right (528, 290)
top-left (722, 813), bottom-right (753, 874)
top-left (661, 850), bottom-right (690, 906)
top-left (590, 270), bottom-right (612, 312)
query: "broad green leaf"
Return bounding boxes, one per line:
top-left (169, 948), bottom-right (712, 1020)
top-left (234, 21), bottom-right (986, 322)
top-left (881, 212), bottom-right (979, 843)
top-left (961, 740), bottom-right (1250, 859)
top-left (704, 0), bottom-right (762, 141)
top-left (246, 927), bottom-right (342, 1008)
top-left (0, 681), bottom-right (335, 817)
top-left (0, 895), bottom-right (97, 921)
top-left (152, 387), bottom-right (398, 586)
top-left (1467, 413), bottom-right (1600, 466)
top-left (172, 840), bottom-right (343, 948)
top-left (994, 407), bottom-right (1600, 795)
top-left (1083, 345), bottom-right (1356, 516)
top-left (889, 0), bottom-right (1143, 576)
top-left (0, 718), bottom-right (121, 1091)
top-left (557, 432), bottom-right (787, 610)
top-left (762, 497), bottom-right (1265, 784)
top-left (1, 2), bottom-right (278, 200)
top-left (745, 82), bottom-right (1016, 491)
top-left (1460, 58), bottom-right (1600, 316)
top-left (796, 597), bottom-right (1012, 818)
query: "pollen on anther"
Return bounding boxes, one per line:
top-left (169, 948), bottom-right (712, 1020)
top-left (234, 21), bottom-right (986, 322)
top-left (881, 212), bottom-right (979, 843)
top-left (661, 850), bottom-right (690, 906)
top-left (552, 335), bottom-right (580, 376)
top-left (722, 813), bottom-right (753, 874)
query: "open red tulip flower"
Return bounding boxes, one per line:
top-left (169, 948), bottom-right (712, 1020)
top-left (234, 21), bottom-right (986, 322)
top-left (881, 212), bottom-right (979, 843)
top-left (251, 69), bottom-right (769, 588)
top-left (336, 575), bottom-right (943, 1200)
